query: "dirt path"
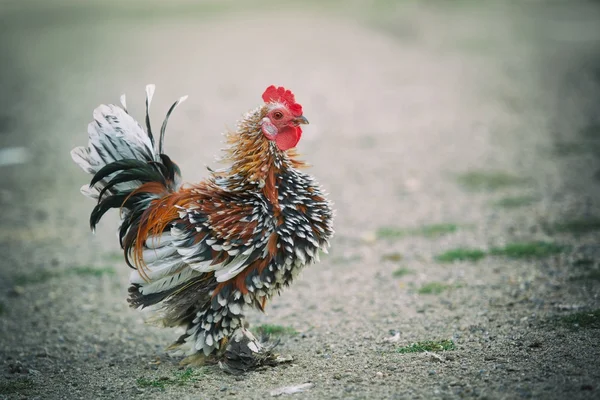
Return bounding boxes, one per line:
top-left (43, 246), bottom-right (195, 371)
top-left (1, 1), bottom-right (600, 399)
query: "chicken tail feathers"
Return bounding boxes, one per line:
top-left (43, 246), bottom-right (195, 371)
top-left (71, 85), bottom-right (187, 268)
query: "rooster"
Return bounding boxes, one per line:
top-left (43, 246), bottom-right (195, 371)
top-left (70, 85), bottom-right (334, 372)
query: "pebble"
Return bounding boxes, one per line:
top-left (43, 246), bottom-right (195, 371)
top-left (9, 286), bottom-right (25, 297)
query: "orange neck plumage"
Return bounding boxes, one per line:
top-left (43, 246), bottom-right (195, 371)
top-left (212, 106), bottom-right (307, 208)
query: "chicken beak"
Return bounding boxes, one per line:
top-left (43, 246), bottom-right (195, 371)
top-left (293, 115), bottom-right (309, 125)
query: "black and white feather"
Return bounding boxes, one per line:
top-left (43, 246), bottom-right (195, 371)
top-left (71, 84), bottom-right (187, 253)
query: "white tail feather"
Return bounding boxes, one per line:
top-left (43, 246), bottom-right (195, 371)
top-left (143, 246), bottom-right (178, 264)
top-left (214, 254), bottom-right (251, 282)
top-left (145, 233), bottom-right (173, 249)
top-left (70, 101), bottom-right (156, 199)
top-left (145, 84), bottom-right (156, 111)
top-left (159, 95), bottom-right (188, 154)
top-left (129, 256), bottom-right (187, 284)
top-left (119, 94), bottom-right (127, 112)
top-left (137, 267), bottom-right (200, 295)
top-left (72, 84), bottom-right (189, 201)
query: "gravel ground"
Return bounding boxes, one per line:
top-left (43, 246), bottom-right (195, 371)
top-left (1, 1), bottom-right (600, 399)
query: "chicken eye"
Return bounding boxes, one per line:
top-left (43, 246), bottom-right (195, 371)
top-left (273, 111), bottom-right (283, 120)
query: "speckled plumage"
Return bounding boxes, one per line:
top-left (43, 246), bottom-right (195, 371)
top-left (71, 85), bottom-right (334, 371)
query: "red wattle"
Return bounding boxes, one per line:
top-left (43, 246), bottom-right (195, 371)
top-left (275, 126), bottom-right (301, 151)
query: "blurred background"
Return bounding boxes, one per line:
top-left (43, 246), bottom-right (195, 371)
top-left (1, 0), bottom-right (600, 399)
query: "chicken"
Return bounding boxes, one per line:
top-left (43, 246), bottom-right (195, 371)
top-left (70, 85), bottom-right (334, 371)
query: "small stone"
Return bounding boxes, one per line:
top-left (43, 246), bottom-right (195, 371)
top-left (360, 231), bottom-right (377, 244)
top-left (275, 354), bottom-right (293, 363)
top-left (428, 370), bottom-right (436, 375)
top-left (10, 286), bottom-right (25, 296)
top-left (427, 352), bottom-right (444, 363)
top-left (270, 383), bottom-right (313, 396)
top-left (333, 373), bottom-right (342, 380)
top-left (7, 361), bottom-right (27, 374)
top-left (383, 333), bottom-right (401, 343)
top-left (375, 372), bottom-right (384, 378)
top-left (581, 384), bottom-right (593, 391)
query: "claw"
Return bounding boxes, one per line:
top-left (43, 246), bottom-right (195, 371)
top-left (179, 352), bottom-right (209, 367)
top-left (218, 329), bottom-right (287, 374)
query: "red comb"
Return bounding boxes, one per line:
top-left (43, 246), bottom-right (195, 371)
top-left (262, 85), bottom-right (303, 116)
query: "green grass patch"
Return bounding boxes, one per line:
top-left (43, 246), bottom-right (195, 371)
top-left (417, 282), bottom-right (449, 295)
top-left (573, 258), bottom-right (595, 267)
top-left (397, 339), bottom-right (455, 354)
top-left (492, 195), bottom-right (538, 209)
top-left (14, 270), bottom-right (55, 285)
top-left (102, 252), bottom-right (124, 262)
top-left (330, 255), bottom-right (363, 265)
top-left (256, 324), bottom-right (298, 336)
top-left (13, 266), bottom-right (115, 286)
top-left (552, 218), bottom-right (600, 235)
top-left (435, 248), bottom-right (486, 263)
top-left (376, 227), bottom-right (405, 239)
top-left (136, 368), bottom-right (207, 390)
top-left (552, 142), bottom-right (595, 156)
top-left (70, 266), bottom-right (116, 277)
top-left (580, 123), bottom-right (600, 138)
top-left (0, 379), bottom-right (34, 395)
top-left (392, 267), bottom-right (414, 278)
top-left (136, 377), bottom-right (168, 390)
top-left (570, 270), bottom-right (600, 281)
top-left (489, 242), bottom-right (565, 259)
top-left (457, 171), bottom-right (529, 191)
top-left (377, 223), bottom-right (458, 240)
top-left (382, 252), bottom-right (403, 262)
top-left (559, 309), bottom-right (600, 329)
top-left (580, 122), bottom-right (600, 138)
